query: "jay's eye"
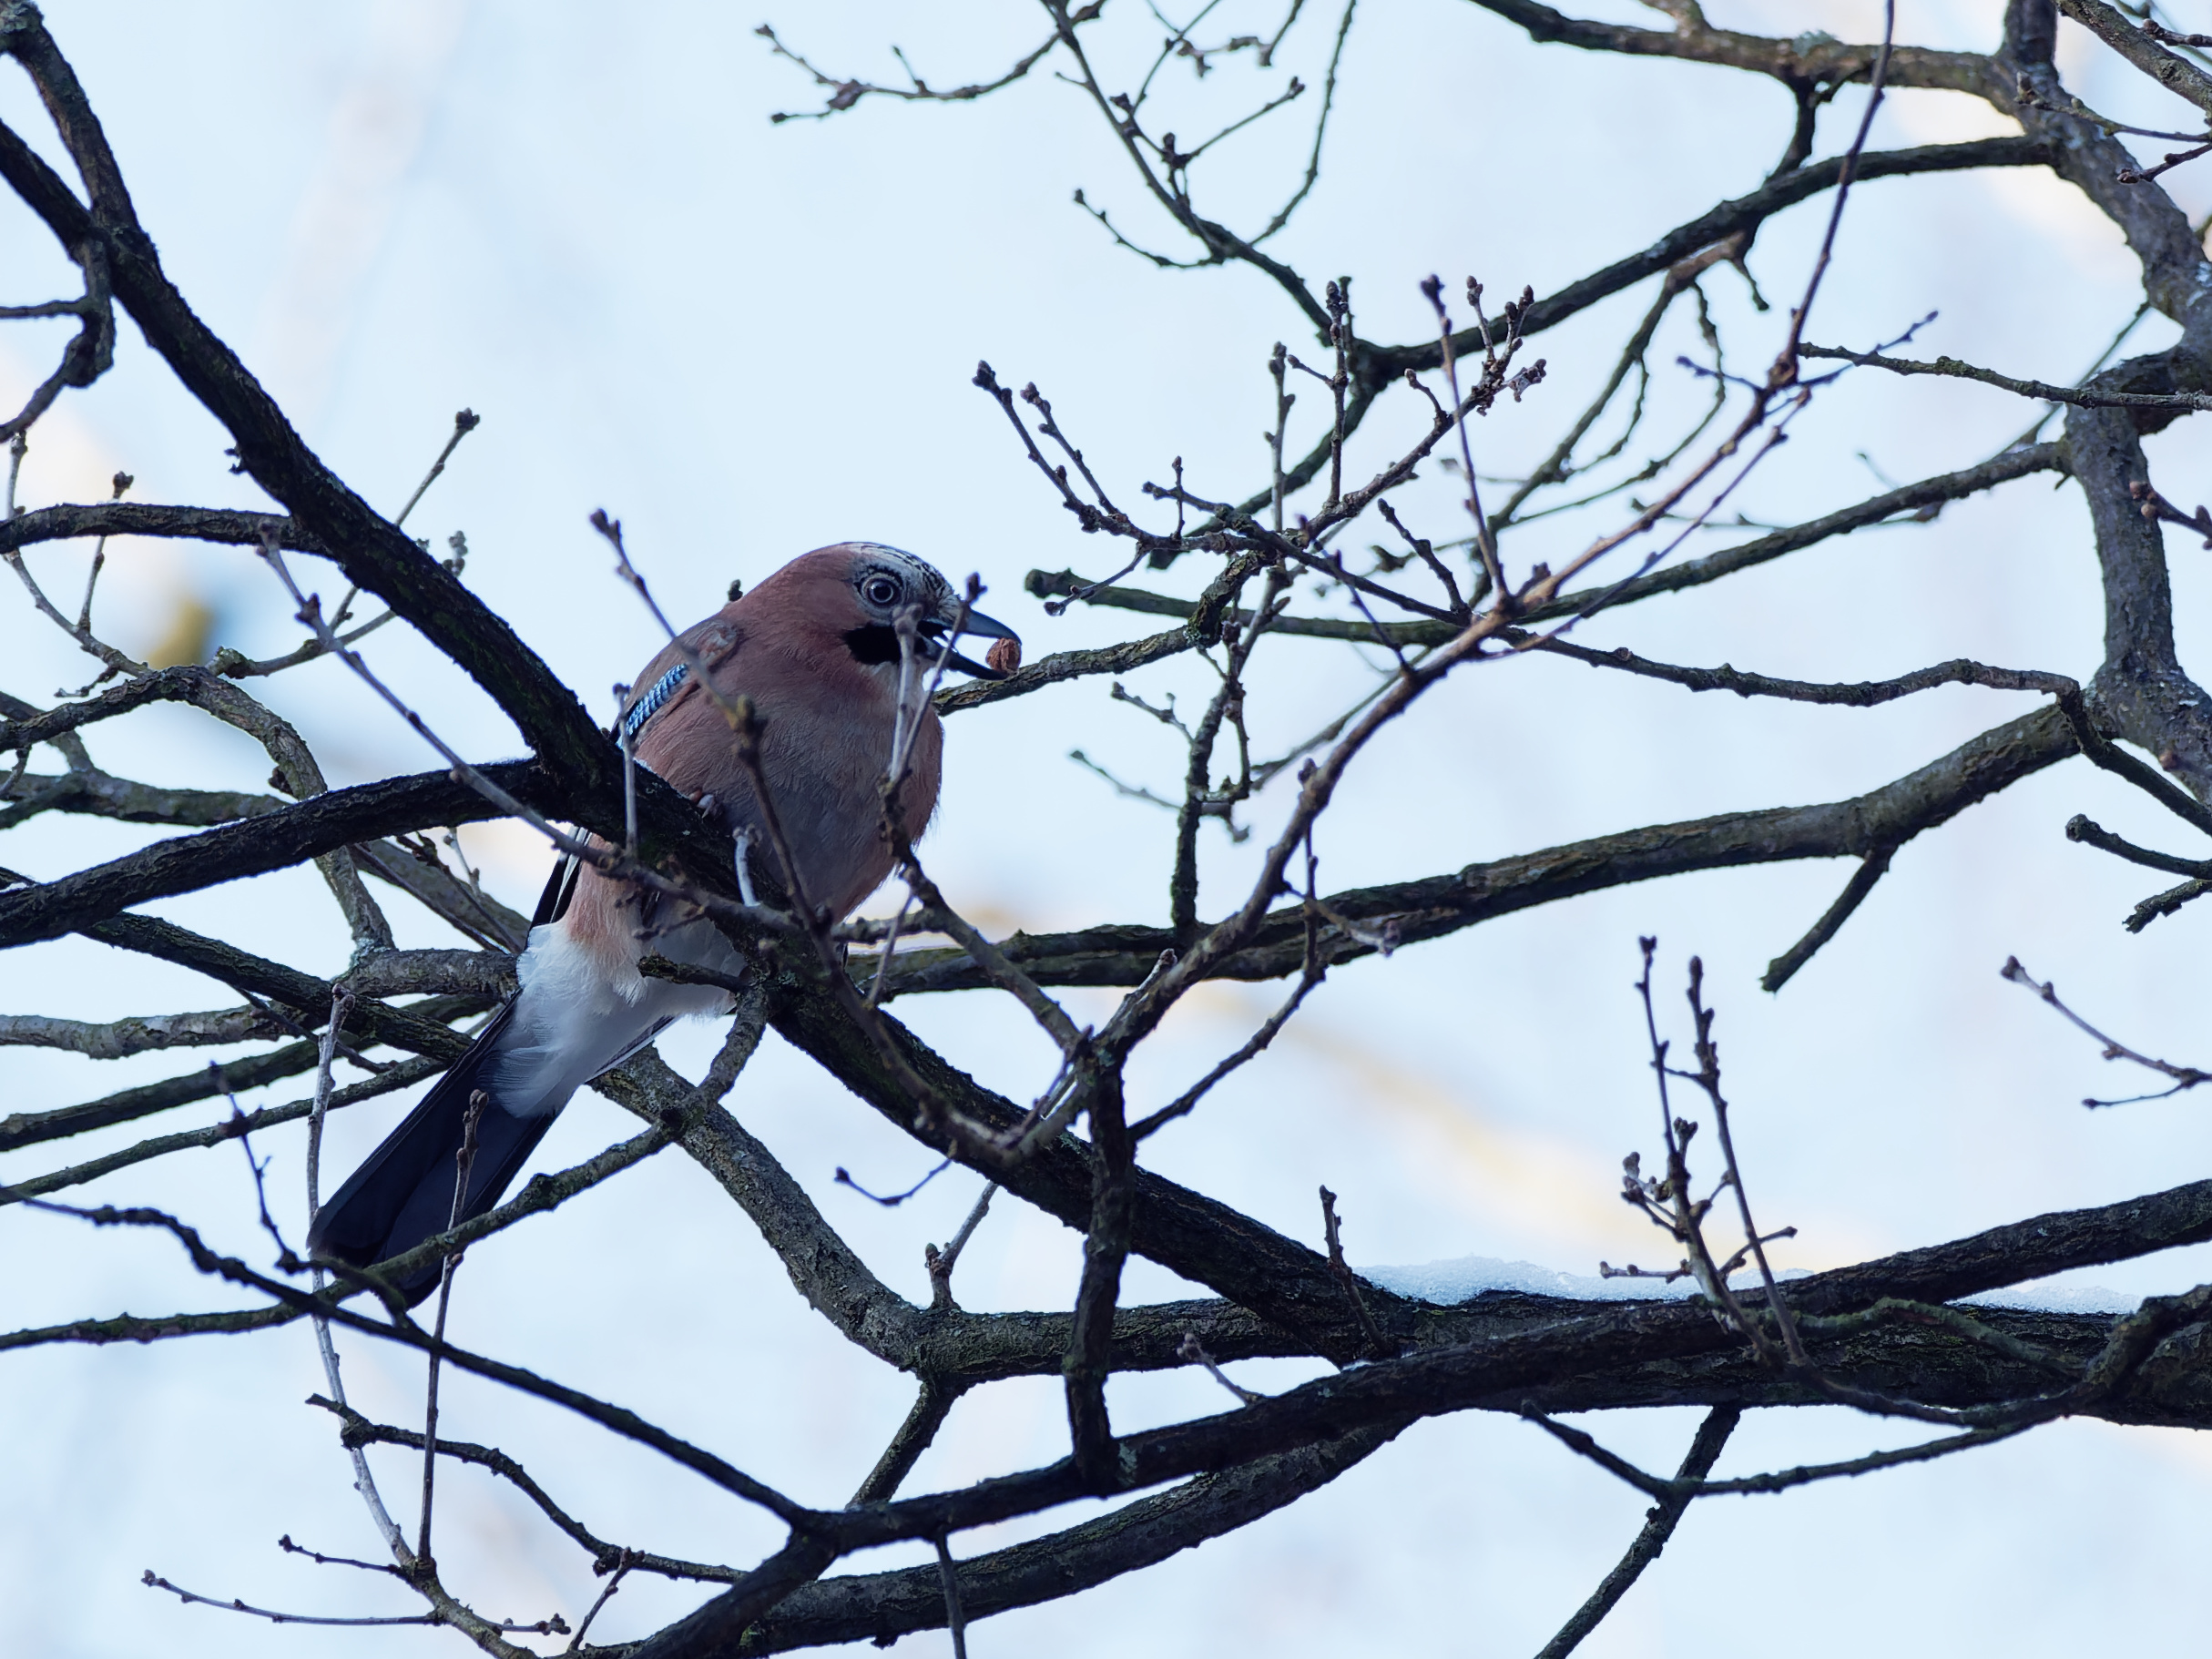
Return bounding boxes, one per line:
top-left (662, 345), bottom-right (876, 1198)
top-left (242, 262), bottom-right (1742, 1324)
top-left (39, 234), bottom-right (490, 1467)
top-left (862, 574), bottom-right (902, 607)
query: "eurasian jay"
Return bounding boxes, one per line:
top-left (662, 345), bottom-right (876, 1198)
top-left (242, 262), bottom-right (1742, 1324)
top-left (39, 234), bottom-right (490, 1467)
top-left (306, 543), bottom-right (1016, 1300)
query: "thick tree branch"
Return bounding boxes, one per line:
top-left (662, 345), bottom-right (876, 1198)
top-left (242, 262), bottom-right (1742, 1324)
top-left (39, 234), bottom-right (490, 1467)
top-left (2067, 390), bottom-right (2212, 798)
top-left (0, 768), bottom-right (280, 831)
top-left (0, 763), bottom-right (553, 949)
top-left (2056, 0), bottom-right (2212, 117)
top-left (1800, 343), bottom-right (2212, 411)
top-left (768, 981), bottom-right (1381, 1362)
top-left (0, 1053), bottom-right (447, 1206)
top-left (869, 707), bottom-right (2078, 1001)
top-left (1463, 0), bottom-right (1993, 98)
top-left (0, 501), bottom-right (314, 562)
top-left (1035, 439), bottom-right (2066, 640)
top-left (2011, 50), bottom-right (2212, 324)
top-left (0, 1302), bottom-right (301, 1352)
top-left (3, 1036), bottom-right (372, 1153)
top-left (936, 624), bottom-right (1195, 715)
top-left (0, 1003), bottom-right (286, 1059)
top-left (729, 1422), bottom-right (1407, 1654)
top-left (1368, 138), bottom-right (2047, 378)
top-left (821, 1165), bottom-right (2212, 1548)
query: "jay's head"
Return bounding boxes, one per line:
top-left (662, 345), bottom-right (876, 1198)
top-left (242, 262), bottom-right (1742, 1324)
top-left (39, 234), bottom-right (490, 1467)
top-left (764, 543), bottom-right (1020, 681)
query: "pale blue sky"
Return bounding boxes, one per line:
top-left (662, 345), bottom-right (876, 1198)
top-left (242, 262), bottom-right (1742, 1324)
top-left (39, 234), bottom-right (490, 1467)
top-left (5, 5), bottom-right (2211, 1654)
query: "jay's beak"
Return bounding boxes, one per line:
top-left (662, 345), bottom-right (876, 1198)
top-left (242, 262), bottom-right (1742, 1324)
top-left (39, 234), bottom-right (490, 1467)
top-left (921, 606), bottom-right (1019, 680)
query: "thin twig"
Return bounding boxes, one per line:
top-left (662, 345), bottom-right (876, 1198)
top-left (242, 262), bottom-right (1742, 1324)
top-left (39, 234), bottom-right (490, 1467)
top-left (302, 988), bottom-right (414, 1567)
top-left (1533, 1405), bottom-right (1741, 1659)
top-left (1522, 1409), bottom-right (2028, 1501)
top-left (139, 1573), bottom-right (436, 1628)
top-left (2000, 956), bottom-right (2211, 1104)
top-left (1422, 276), bottom-right (1507, 606)
top-left (1318, 1186), bottom-right (1390, 1358)
top-left (1761, 846), bottom-right (1895, 992)
top-left (418, 1088), bottom-right (487, 1566)
top-left (1132, 945), bottom-right (1325, 1139)
top-left (567, 1552), bottom-right (633, 1652)
top-left (1800, 341), bottom-right (2212, 410)
top-left (934, 1536), bottom-right (969, 1659)
top-left (926, 1183), bottom-right (998, 1311)
top-left (392, 410), bottom-right (480, 528)
top-left (1177, 1328), bottom-right (1265, 1405)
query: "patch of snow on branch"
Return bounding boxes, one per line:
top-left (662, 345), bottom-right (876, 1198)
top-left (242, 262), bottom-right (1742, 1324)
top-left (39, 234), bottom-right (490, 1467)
top-left (1363, 1255), bottom-right (2129, 1314)
top-left (1361, 1255), bottom-right (1732, 1305)
top-left (1961, 1283), bottom-right (2132, 1315)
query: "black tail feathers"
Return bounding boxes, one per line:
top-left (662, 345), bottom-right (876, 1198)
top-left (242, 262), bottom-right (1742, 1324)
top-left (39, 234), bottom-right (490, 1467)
top-left (305, 1001), bottom-right (556, 1307)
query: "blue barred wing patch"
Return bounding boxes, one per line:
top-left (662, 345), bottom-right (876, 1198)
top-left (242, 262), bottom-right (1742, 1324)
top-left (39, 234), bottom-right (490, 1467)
top-left (620, 663), bottom-right (691, 744)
